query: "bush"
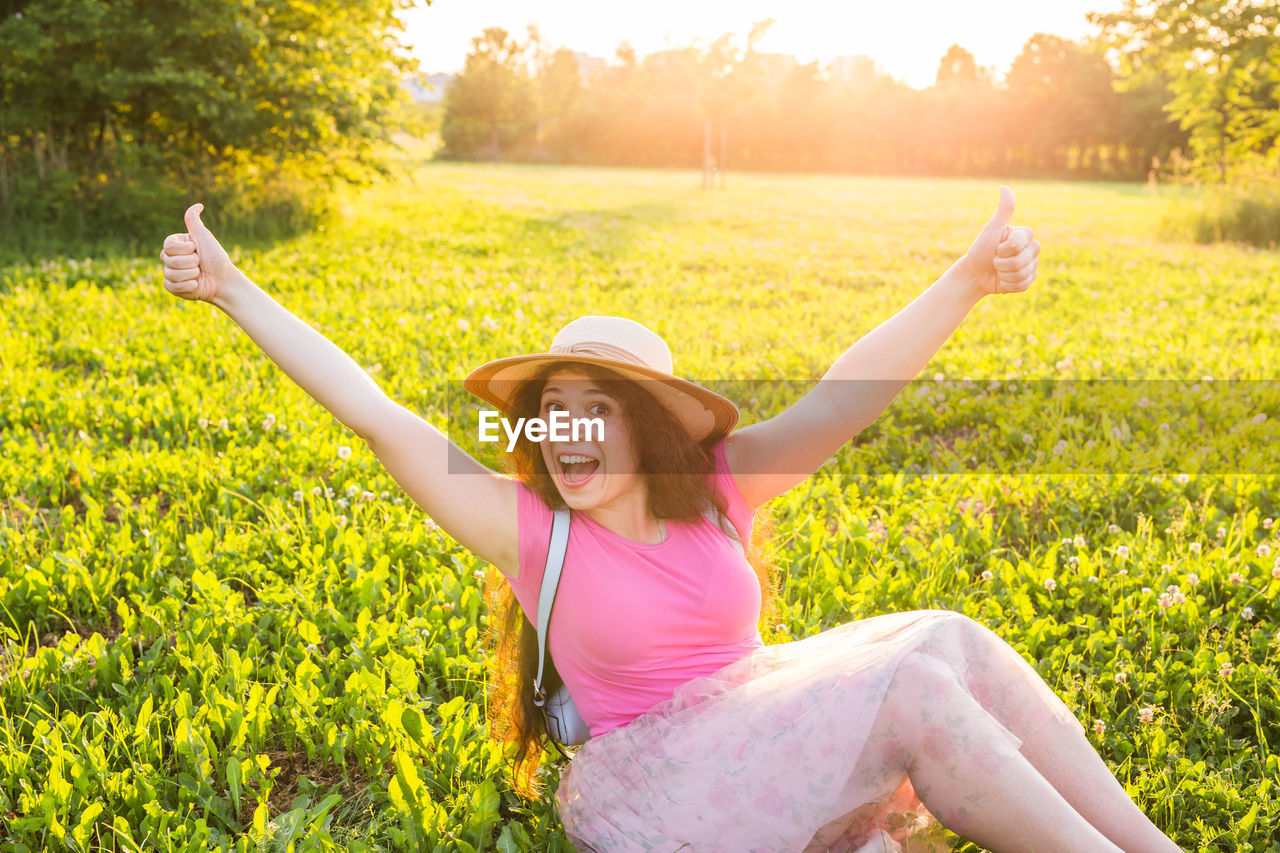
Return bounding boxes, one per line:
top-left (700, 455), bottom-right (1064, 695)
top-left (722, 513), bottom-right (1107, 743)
top-left (1162, 183), bottom-right (1280, 249)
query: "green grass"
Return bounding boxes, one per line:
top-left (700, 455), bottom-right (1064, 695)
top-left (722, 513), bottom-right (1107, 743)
top-left (2, 157), bottom-right (1279, 851)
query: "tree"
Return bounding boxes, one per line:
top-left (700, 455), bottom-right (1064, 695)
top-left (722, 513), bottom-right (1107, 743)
top-left (1089, 0), bottom-right (1280, 179)
top-left (439, 27), bottom-right (535, 162)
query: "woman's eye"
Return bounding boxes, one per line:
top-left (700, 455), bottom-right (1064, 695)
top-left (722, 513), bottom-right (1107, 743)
top-left (544, 401), bottom-right (564, 413)
top-left (590, 403), bottom-right (610, 416)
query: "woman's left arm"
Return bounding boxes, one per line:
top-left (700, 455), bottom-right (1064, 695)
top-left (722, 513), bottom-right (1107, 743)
top-left (727, 186), bottom-right (1040, 509)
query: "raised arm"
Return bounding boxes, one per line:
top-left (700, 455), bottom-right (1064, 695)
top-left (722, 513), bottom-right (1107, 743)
top-left (161, 203), bottom-right (519, 575)
top-left (726, 187), bottom-right (1041, 509)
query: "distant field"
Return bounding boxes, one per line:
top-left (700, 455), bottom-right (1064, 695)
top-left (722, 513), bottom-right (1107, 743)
top-left (2, 160), bottom-right (1277, 850)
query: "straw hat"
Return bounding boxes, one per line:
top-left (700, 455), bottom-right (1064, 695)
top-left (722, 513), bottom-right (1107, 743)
top-left (463, 316), bottom-right (739, 442)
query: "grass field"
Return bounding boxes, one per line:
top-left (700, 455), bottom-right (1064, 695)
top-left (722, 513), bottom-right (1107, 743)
top-left (2, 155), bottom-right (1278, 851)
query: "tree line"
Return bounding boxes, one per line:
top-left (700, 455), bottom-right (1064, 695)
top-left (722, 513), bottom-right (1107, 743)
top-left (440, 5), bottom-right (1280, 184)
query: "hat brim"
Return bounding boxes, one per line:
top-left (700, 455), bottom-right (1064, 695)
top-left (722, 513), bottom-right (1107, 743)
top-left (463, 353), bottom-right (739, 443)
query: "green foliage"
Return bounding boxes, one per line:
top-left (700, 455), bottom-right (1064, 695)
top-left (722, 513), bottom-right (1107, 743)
top-left (2, 162), bottom-right (1278, 850)
top-left (0, 0), bottom-right (421, 250)
top-left (1091, 1), bottom-right (1280, 181)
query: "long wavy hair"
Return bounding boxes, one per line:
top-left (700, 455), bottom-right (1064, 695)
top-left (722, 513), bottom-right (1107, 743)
top-left (481, 360), bottom-right (780, 799)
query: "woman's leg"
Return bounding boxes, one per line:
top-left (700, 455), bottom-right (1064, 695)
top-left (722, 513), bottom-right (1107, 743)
top-left (870, 651), bottom-right (1124, 852)
top-left (921, 612), bottom-right (1182, 853)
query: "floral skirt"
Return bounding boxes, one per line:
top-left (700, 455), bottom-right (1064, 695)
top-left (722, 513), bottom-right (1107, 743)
top-left (554, 609), bottom-right (1087, 853)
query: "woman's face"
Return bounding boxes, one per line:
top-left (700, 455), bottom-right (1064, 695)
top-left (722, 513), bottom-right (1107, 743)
top-left (537, 367), bottom-right (644, 511)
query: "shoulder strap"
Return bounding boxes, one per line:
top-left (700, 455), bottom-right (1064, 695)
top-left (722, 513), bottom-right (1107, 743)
top-left (533, 507), bottom-right (571, 708)
top-left (702, 504), bottom-right (746, 559)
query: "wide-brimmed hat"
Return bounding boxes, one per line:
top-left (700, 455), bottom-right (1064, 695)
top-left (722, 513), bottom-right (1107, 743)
top-left (463, 316), bottom-right (739, 442)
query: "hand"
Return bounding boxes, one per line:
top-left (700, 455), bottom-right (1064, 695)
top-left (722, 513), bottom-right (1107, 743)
top-left (160, 203), bottom-right (235, 303)
top-left (962, 186), bottom-right (1041, 296)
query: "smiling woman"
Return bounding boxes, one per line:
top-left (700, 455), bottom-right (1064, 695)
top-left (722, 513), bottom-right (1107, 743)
top-left (476, 408), bottom-right (605, 451)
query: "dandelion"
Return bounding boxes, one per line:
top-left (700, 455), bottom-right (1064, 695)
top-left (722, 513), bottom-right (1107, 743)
top-left (1189, 542), bottom-right (1202, 554)
top-left (337, 445), bottom-right (352, 460)
top-left (1242, 606), bottom-right (1255, 621)
top-left (1186, 572), bottom-right (1200, 587)
top-left (1114, 671), bottom-right (1128, 684)
top-left (1043, 577), bottom-right (1057, 591)
top-left (1257, 544), bottom-right (1271, 558)
top-left (1092, 719), bottom-right (1106, 736)
top-left (1218, 661), bottom-right (1234, 678)
top-left (198, 417), bottom-right (209, 429)
top-left (1117, 545), bottom-right (1130, 558)
top-left (1175, 473), bottom-right (1190, 485)
top-left (981, 570), bottom-right (994, 581)
top-left (1229, 572), bottom-right (1244, 586)
top-left (1073, 535), bottom-right (1087, 548)
top-left (1138, 705), bottom-right (1155, 724)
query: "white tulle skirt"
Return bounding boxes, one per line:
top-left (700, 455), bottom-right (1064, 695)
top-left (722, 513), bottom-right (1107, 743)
top-left (554, 609), bottom-right (1086, 852)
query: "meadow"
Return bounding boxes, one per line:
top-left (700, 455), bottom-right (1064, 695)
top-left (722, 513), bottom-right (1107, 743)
top-left (1, 155), bottom-right (1278, 851)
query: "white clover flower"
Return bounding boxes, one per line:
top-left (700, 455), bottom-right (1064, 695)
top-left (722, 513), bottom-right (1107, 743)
top-left (1158, 422), bottom-right (1170, 432)
top-left (1043, 577), bottom-right (1057, 591)
top-left (1217, 526), bottom-right (1227, 538)
top-left (336, 498), bottom-right (348, 510)
top-left (335, 515), bottom-right (347, 528)
top-left (293, 490), bottom-right (303, 502)
top-left (981, 570), bottom-right (994, 581)
top-left (1068, 555), bottom-right (1080, 567)
top-left (1241, 606), bottom-right (1255, 621)
top-left (1074, 535), bottom-right (1087, 548)
top-left (1273, 565), bottom-right (1280, 580)
top-left (1229, 572), bottom-right (1244, 586)
top-left (1138, 705), bottom-right (1155, 724)
top-left (1160, 563), bottom-right (1172, 574)
top-left (1264, 518), bottom-right (1275, 530)
top-left (1092, 719), bottom-right (1106, 736)
top-left (262, 415), bottom-right (277, 430)
top-left (1218, 661), bottom-right (1234, 678)
top-left (1052, 440), bottom-right (1068, 455)
top-left (1117, 568), bottom-right (1127, 576)
top-left (1142, 586), bottom-right (1151, 594)
top-left (1158, 592), bottom-right (1174, 609)
top-left (1111, 426), bottom-right (1124, 440)
top-left (1252, 413), bottom-right (1267, 425)
top-left (480, 315), bottom-right (499, 332)
top-left (1108, 523), bottom-right (1121, 534)
top-left (337, 446), bottom-right (352, 460)
top-left (456, 318), bottom-right (472, 332)
top-left (1189, 542), bottom-right (1202, 554)
top-left (1022, 433), bottom-right (1033, 445)
top-left (1257, 544), bottom-right (1271, 558)
top-left (218, 418), bottom-right (229, 429)
top-left (311, 486), bottom-right (322, 496)
top-left (1186, 572), bottom-right (1200, 587)
top-left (393, 497), bottom-right (404, 506)
top-left (1088, 575), bottom-right (1098, 583)
top-left (472, 569), bottom-right (485, 580)
top-left (362, 490), bottom-right (376, 502)
top-left (198, 417), bottom-right (209, 429)
top-left (1175, 473), bottom-right (1190, 485)
top-left (305, 643), bottom-right (318, 653)
top-left (1116, 545), bottom-right (1130, 558)
top-left (1114, 671), bottom-right (1128, 683)
top-left (1061, 538), bottom-right (1073, 546)
top-left (380, 491), bottom-right (389, 500)
top-left (346, 484), bottom-right (360, 497)
top-left (424, 518), bottom-right (439, 532)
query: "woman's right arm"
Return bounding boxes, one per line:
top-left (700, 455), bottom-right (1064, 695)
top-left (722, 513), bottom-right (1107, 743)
top-left (162, 204), bottom-right (519, 576)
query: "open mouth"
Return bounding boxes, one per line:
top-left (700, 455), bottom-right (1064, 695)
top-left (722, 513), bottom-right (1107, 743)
top-left (558, 453), bottom-right (600, 486)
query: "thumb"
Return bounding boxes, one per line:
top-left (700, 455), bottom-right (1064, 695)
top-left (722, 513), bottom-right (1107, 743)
top-left (184, 202), bottom-right (210, 238)
top-left (985, 186), bottom-right (1015, 233)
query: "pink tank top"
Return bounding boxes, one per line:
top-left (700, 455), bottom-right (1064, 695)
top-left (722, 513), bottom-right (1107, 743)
top-left (505, 434), bottom-right (765, 739)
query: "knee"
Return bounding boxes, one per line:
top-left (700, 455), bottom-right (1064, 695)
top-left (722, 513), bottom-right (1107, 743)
top-left (884, 652), bottom-right (965, 727)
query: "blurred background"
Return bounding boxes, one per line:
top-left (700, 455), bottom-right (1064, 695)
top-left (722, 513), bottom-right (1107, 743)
top-left (1, 0), bottom-right (1276, 251)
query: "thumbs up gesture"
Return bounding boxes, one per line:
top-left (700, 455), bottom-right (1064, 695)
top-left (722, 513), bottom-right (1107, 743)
top-left (962, 186), bottom-right (1040, 296)
top-left (160, 203), bottom-right (235, 303)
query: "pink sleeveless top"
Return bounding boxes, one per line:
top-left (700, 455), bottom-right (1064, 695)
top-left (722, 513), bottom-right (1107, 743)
top-left (505, 435), bottom-right (764, 739)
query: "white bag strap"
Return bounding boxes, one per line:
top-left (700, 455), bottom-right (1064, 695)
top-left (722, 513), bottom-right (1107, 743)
top-left (533, 507), bottom-right (571, 708)
top-left (533, 503), bottom-right (745, 707)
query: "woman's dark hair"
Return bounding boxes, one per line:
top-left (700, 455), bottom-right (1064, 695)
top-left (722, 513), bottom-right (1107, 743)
top-left (481, 360), bottom-right (779, 798)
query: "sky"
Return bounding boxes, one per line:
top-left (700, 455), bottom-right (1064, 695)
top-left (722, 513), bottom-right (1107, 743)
top-left (398, 0), bottom-right (1129, 89)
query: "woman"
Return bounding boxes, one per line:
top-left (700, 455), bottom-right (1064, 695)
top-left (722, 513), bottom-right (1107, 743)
top-left (160, 190), bottom-right (1182, 852)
